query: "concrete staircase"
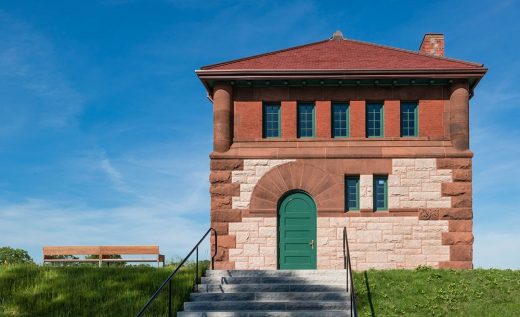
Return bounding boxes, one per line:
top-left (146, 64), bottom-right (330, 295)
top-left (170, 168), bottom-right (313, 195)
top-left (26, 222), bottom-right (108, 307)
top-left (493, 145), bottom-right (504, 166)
top-left (177, 270), bottom-right (353, 317)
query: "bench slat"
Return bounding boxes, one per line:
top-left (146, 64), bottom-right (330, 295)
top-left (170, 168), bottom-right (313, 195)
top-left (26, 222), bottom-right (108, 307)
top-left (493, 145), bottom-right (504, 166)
top-left (43, 246), bottom-right (160, 256)
top-left (43, 246), bottom-right (101, 255)
top-left (99, 246), bottom-right (160, 255)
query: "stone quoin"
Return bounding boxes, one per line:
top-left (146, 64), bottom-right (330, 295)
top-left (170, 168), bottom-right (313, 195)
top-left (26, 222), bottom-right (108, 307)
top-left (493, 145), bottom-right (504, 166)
top-left (196, 31), bottom-right (486, 270)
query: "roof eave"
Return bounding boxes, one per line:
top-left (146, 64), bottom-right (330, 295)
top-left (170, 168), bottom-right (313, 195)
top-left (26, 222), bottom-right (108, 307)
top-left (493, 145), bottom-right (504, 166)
top-left (196, 68), bottom-right (487, 96)
top-left (196, 68), bottom-right (486, 78)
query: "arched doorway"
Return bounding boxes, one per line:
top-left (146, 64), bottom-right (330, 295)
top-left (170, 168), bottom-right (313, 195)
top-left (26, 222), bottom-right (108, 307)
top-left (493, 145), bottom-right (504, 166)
top-left (278, 191), bottom-right (317, 270)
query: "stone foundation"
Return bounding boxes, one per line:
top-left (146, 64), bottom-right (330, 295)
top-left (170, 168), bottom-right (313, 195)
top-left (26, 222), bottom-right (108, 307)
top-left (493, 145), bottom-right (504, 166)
top-left (210, 157), bottom-right (473, 270)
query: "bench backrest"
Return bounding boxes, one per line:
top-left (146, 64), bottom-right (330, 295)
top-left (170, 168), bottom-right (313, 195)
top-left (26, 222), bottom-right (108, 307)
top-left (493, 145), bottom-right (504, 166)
top-left (43, 246), bottom-right (160, 256)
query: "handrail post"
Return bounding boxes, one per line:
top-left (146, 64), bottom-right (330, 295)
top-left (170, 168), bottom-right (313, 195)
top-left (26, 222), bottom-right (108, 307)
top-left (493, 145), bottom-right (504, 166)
top-left (168, 279), bottom-right (172, 317)
top-left (135, 228), bottom-right (218, 317)
top-left (195, 246), bottom-right (199, 292)
top-left (211, 228), bottom-right (217, 270)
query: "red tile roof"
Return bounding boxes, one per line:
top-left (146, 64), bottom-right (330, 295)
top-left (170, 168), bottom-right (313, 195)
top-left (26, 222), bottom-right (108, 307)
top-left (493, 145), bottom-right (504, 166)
top-left (200, 37), bottom-right (483, 71)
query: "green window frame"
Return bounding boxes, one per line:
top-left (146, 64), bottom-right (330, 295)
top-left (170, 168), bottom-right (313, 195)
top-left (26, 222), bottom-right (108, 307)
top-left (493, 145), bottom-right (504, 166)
top-left (366, 103), bottom-right (384, 137)
top-left (401, 102), bottom-right (418, 137)
top-left (297, 103), bottom-right (315, 138)
top-left (263, 103), bottom-right (281, 138)
top-left (332, 103), bottom-right (350, 138)
top-left (345, 176), bottom-right (360, 211)
top-left (373, 176), bottom-right (388, 211)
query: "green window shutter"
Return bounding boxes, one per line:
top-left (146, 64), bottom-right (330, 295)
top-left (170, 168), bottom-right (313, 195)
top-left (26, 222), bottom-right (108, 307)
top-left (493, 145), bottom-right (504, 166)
top-left (366, 103), bottom-right (384, 137)
top-left (297, 103), bottom-right (315, 138)
top-left (263, 103), bottom-right (281, 138)
top-left (332, 103), bottom-right (350, 138)
top-left (345, 176), bottom-right (360, 211)
top-left (373, 176), bottom-right (388, 211)
top-left (400, 102), bottom-right (418, 137)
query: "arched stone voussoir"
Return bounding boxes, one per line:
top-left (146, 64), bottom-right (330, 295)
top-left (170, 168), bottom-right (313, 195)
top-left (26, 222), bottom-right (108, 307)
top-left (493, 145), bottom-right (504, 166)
top-left (250, 161), bottom-right (336, 211)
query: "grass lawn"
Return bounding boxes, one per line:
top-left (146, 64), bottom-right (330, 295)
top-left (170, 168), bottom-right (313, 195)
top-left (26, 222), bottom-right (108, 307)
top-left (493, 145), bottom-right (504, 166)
top-left (1, 265), bottom-right (519, 316)
top-left (353, 267), bottom-right (520, 317)
top-left (0, 263), bottom-right (205, 317)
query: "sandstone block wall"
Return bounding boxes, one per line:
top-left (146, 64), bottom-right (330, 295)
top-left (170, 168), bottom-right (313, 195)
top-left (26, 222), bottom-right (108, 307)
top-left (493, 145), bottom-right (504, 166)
top-left (210, 157), bottom-right (473, 270)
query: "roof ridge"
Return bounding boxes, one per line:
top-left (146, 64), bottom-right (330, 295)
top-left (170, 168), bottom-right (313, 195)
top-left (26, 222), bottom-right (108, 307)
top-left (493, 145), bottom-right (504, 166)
top-left (200, 39), bottom-right (329, 70)
top-left (343, 37), bottom-right (483, 68)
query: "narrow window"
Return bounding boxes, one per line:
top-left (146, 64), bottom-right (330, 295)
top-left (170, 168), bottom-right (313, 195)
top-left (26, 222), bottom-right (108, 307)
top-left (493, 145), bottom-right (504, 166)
top-left (297, 103), bottom-right (315, 138)
top-left (373, 176), bottom-right (388, 211)
top-left (345, 176), bottom-right (359, 211)
top-left (263, 103), bottom-right (281, 138)
top-left (401, 102), bottom-right (418, 137)
top-left (332, 103), bottom-right (349, 138)
top-left (366, 103), bottom-right (384, 137)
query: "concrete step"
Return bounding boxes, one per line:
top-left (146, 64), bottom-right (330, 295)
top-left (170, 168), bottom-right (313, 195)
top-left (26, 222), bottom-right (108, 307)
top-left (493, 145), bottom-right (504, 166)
top-left (200, 276), bottom-right (347, 285)
top-left (205, 270), bottom-right (347, 278)
top-left (197, 283), bottom-right (348, 293)
top-left (190, 292), bottom-right (350, 301)
top-left (183, 300), bottom-right (351, 311)
top-left (177, 311), bottom-right (351, 317)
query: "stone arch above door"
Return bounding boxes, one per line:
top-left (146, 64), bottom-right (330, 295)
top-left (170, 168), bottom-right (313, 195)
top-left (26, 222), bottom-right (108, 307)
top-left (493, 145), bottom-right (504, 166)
top-left (249, 161), bottom-right (343, 213)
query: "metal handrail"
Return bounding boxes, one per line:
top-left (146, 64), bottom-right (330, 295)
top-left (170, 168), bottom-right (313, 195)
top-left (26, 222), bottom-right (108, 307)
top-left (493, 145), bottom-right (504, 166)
top-left (135, 228), bottom-right (218, 317)
top-left (343, 227), bottom-right (358, 317)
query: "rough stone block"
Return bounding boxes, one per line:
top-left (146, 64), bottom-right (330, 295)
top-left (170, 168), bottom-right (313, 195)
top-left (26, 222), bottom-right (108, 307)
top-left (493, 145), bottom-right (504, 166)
top-left (393, 159), bottom-right (415, 167)
top-left (450, 245), bottom-right (472, 261)
top-left (430, 175), bottom-right (453, 183)
top-left (357, 231), bottom-right (382, 243)
top-left (439, 261), bottom-right (472, 269)
top-left (211, 159), bottom-right (244, 171)
top-left (258, 226), bottom-right (276, 238)
top-left (243, 243), bottom-right (259, 256)
top-left (427, 200), bottom-right (451, 208)
top-left (438, 208), bottom-right (472, 220)
top-left (210, 171), bottom-right (232, 184)
top-left (442, 232), bottom-right (474, 245)
top-left (422, 182), bottom-right (441, 192)
top-left (449, 220), bottom-right (472, 232)
top-left (410, 191), bottom-right (440, 201)
top-left (405, 254), bottom-right (427, 266)
top-left (451, 196), bottom-right (472, 208)
top-left (442, 182), bottom-right (472, 196)
top-left (437, 158), bottom-right (471, 170)
top-left (452, 169), bottom-right (472, 182)
top-left (366, 251), bottom-right (388, 263)
top-left (415, 159), bottom-right (436, 170)
top-left (210, 183), bottom-right (240, 196)
top-left (388, 175), bottom-right (400, 186)
top-left (212, 196), bottom-right (232, 210)
top-left (400, 200), bottom-right (427, 208)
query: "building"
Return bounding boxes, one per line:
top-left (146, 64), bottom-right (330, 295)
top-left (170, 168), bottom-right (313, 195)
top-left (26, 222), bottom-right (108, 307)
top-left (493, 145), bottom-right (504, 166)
top-left (196, 31), bottom-right (486, 270)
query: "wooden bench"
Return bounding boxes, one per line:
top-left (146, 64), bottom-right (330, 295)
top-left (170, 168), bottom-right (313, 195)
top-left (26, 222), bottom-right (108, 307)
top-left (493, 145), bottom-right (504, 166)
top-left (43, 246), bottom-right (165, 267)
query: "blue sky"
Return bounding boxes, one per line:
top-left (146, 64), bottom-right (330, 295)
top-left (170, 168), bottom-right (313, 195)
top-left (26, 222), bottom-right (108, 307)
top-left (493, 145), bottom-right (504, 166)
top-left (0, 0), bottom-right (518, 268)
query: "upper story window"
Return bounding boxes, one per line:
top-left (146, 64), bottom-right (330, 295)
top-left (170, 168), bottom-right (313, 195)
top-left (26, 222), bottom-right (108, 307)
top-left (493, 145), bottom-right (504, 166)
top-left (401, 102), bottom-right (418, 137)
top-left (332, 103), bottom-right (349, 138)
top-left (366, 103), bottom-right (384, 137)
top-left (297, 103), bottom-right (315, 138)
top-left (263, 103), bottom-right (281, 138)
top-left (345, 176), bottom-right (360, 211)
top-left (373, 175), bottom-right (388, 211)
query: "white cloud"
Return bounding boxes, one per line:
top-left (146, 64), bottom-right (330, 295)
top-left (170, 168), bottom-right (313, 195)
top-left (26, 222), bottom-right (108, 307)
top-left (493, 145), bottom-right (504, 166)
top-left (0, 197), bottom-right (211, 264)
top-left (99, 157), bottom-right (130, 194)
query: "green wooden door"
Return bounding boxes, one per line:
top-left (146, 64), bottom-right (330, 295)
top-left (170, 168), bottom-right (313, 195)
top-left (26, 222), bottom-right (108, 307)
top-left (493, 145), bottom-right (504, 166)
top-left (278, 192), bottom-right (317, 269)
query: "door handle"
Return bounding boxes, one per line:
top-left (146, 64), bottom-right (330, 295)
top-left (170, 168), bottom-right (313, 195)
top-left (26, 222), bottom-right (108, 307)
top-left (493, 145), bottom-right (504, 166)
top-left (309, 240), bottom-right (315, 249)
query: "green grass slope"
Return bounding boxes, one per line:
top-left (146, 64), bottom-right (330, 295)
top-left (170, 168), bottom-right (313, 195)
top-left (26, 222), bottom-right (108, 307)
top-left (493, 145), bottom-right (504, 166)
top-left (0, 264), bottom-right (203, 317)
top-left (353, 268), bottom-right (520, 317)
top-left (1, 266), bottom-right (519, 316)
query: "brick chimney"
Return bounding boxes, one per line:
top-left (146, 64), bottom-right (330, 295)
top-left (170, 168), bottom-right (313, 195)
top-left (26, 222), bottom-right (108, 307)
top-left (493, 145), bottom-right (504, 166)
top-left (419, 33), bottom-right (444, 57)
